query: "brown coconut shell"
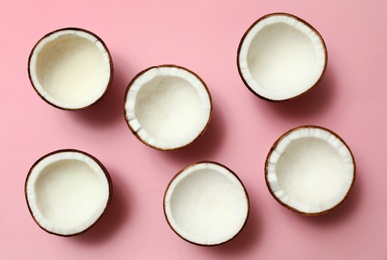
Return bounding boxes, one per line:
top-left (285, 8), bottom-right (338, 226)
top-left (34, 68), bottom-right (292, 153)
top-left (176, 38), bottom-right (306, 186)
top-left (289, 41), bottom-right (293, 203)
top-left (28, 27), bottom-right (114, 111)
top-left (163, 161), bottom-right (250, 246)
top-left (237, 13), bottom-right (328, 102)
top-left (264, 125), bottom-right (356, 216)
top-left (123, 64), bottom-right (213, 151)
top-left (25, 149), bottom-right (113, 236)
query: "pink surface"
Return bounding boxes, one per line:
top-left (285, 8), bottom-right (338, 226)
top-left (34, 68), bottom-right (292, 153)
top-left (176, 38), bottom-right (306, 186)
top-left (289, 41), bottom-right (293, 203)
top-left (1, 0), bottom-right (386, 259)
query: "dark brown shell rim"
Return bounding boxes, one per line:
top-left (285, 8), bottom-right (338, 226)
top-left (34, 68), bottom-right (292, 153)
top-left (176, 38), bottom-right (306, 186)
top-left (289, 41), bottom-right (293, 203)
top-left (163, 161), bottom-right (250, 246)
top-left (24, 148), bottom-right (113, 237)
top-left (27, 27), bottom-right (114, 111)
top-left (123, 64), bottom-right (213, 151)
top-left (237, 12), bottom-right (328, 102)
top-left (264, 125), bottom-right (356, 216)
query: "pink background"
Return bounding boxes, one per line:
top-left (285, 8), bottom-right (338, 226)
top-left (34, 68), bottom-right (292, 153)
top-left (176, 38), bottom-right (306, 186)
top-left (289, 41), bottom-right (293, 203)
top-left (1, 0), bottom-right (386, 259)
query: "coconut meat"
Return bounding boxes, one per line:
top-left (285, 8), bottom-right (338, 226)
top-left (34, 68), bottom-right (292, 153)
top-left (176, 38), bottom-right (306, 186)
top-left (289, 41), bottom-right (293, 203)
top-left (164, 163), bottom-right (248, 245)
top-left (238, 14), bottom-right (326, 100)
top-left (29, 29), bottom-right (111, 109)
top-left (266, 127), bottom-right (355, 214)
top-left (26, 151), bottom-right (110, 235)
top-left (136, 76), bottom-right (201, 140)
top-left (125, 66), bottom-right (212, 150)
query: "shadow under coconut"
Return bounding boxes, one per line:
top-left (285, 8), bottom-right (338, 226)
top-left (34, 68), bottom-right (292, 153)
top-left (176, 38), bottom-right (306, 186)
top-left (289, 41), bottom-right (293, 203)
top-left (207, 197), bottom-right (261, 256)
top-left (74, 170), bottom-right (130, 244)
top-left (72, 55), bottom-right (132, 127)
top-left (162, 101), bottom-right (226, 164)
top-left (258, 64), bottom-right (336, 120)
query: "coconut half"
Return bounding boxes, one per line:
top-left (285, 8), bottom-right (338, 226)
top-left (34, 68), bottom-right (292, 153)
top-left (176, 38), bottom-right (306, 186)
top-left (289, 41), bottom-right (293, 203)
top-left (164, 162), bottom-right (249, 246)
top-left (28, 28), bottom-right (113, 110)
top-left (25, 149), bottom-right (112, 236)
top-left (265, 126), bottom-right (356, 215)
top-left (237, 13), bottom-right (327, 101)
top-left (124, 65), bottom-right (212, 150)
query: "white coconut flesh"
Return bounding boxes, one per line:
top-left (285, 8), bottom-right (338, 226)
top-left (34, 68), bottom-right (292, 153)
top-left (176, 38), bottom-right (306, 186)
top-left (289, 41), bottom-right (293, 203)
top-left (29, 29), bottom-right (111, 109)
top-left (26, 151), bottom-right (110, 236)
top-left (266, 127), bottom-right (355, 214)
top-left (164, 162), bottom-right (249, 245)
top-left (125, 66), bottom-right (212, 150)
top-left (238, 14), bottom-right (326, 101)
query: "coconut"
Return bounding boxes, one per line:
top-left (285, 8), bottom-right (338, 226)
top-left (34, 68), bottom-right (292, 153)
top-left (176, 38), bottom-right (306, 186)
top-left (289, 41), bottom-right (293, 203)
top-left (25, 149), bottom-right (112, 236)
top-left (164, 161), bottom-right (249, 246)
top-left (265, 126), bottom-right (356, 215)
top-left (28, 28), bottom-right (113, 110)
top-left (124, 65), bottom-right (212, 150)
top-left (237, 13), bottom-right (327, 101)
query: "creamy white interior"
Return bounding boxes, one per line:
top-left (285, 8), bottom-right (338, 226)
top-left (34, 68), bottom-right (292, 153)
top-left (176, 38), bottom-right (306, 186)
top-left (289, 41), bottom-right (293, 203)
top-left (266, 127), bottom-right (355, 214)
top-left (29, 29), bottom-right (111, 109)
top-left (276, 138), bottom-right (346, 204)
top-left (238, 14), bottom-right (326, 100)
top-left (248, 23), bottom-right (316, 93)
top-left (136, 76), bottom-right (201, 140)
top-left (125, 66), bottom-right (212, 150)
top-left (26, 151), bottom-right (110, 235)
top-left (164, 163), bottom-right (248, 245)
